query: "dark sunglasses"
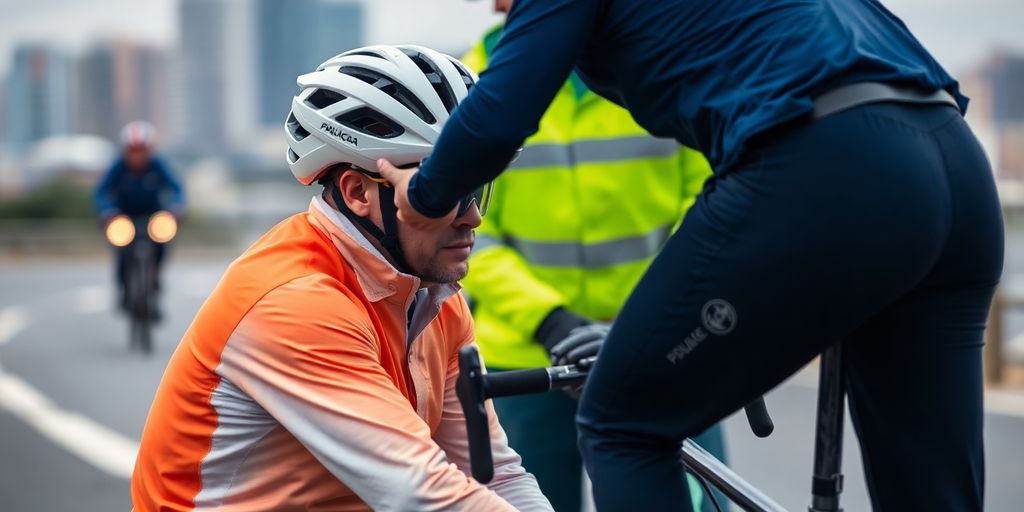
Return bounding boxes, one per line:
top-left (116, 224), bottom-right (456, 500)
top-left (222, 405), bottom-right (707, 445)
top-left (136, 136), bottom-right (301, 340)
top-left (354, 164), bottom-right (493, 217)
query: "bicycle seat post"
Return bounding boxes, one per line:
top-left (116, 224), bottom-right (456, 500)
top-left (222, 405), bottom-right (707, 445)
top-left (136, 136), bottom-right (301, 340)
top-left (809, 343), bottom-right (846, 512)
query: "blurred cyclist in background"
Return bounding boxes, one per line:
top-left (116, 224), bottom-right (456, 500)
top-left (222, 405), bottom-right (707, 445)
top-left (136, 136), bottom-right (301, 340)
top-left (460, 1), bottom-right (725, 510)
top-left (93, 121), bottom-right (184, 315)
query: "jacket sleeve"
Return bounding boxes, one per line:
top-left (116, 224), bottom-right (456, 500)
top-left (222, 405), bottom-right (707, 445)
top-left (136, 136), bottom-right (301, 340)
top-left (432, 303), bottom-right (553, 511)
top-left (462, 186), bottom-right (568, 342)
top-left (409, 0), bottom-right (603, 217)
top-left (219, 275), bottom-right (523, 511)
top-left (93, 161), bottom-right (121, 216)
top-left (154, 158), bottom-right (185, 212)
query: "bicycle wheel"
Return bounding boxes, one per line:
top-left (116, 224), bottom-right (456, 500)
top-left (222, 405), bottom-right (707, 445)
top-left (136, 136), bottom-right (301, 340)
top-left (128, 253), bottom-right (153, 354)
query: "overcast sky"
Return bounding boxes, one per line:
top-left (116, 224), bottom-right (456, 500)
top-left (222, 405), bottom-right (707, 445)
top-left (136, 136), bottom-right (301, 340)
top-left (0, 0), bottom-right (1022, 77)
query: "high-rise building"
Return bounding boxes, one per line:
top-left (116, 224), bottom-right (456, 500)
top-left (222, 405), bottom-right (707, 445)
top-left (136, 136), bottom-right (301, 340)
top-left (74, 44), bottom-right (116, 140)
top-left (0, 76), bottom-right (8, 148)
top-left (179, 0), bottom-right (257, 154)
top-left (74, 40), bottom-right (173, 143)
top-left (987, 52), bottom-right (1024, 126)
top-left (315, 1), bottom-right (365, 64)
top-left (256, 0), bottom-right (364, 126)
top-left (961, 50), bottom-right (1024, 180)
top-left (5, 44), bottom-right (71, 151)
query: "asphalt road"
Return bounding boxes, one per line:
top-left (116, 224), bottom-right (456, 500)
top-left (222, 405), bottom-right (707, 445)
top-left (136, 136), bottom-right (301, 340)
top-left (1, 257), bottom-right (1023, 511)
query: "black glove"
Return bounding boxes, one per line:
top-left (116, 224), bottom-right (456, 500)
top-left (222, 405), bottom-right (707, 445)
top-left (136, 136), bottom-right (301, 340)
top-left (549, 323), bottom-right (608, 367)
top-left (535, 307), bottom-right (591, 354)
top-left (534, 307), bottom-right (607, 367)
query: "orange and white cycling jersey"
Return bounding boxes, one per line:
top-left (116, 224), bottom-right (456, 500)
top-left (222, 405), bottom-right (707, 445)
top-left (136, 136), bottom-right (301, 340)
top-left (131, 197), bottom-right (552, 511)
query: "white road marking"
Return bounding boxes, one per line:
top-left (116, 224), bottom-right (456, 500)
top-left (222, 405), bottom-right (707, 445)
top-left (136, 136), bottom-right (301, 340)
top-left (0, 366), bottom-right (139, 479)
top-left (0, 289), bottom-right (139, 479)
top-left (72, 285), bottom-right (111, 315)
top-left (0, 306), bottom-right (29, 345)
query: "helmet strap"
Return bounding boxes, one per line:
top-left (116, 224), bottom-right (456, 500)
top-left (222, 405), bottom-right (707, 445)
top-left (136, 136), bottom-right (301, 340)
top-left (330, 181), bottom-right (414, 275)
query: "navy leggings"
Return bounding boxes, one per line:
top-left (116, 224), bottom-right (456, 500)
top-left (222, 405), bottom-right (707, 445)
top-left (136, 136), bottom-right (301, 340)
top-left (577, 103), bottom-right (1003, 511)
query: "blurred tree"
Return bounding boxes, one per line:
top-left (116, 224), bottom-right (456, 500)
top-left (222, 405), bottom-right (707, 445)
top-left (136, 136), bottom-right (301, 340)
top-left (0, 179), bottom-right (94, 220)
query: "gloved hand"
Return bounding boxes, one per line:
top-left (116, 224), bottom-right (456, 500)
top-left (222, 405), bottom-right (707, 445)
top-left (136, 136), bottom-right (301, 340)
top-left (549, 323), bottom-right (609, 367)
top-left (99, 209), bottom-right (122, 226)
top-left (535, 307), bottom-right (590, 355)
top-left (534, 307), bottom-right (608, 367)
top-left (534, 308), bottom-right (609, 398)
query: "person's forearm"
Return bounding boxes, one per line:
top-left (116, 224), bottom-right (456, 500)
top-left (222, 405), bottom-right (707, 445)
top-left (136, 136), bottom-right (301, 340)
top-left (411, 115), bottom-right (523, 217)
top-left (408, 0), bottom-right (601, 217)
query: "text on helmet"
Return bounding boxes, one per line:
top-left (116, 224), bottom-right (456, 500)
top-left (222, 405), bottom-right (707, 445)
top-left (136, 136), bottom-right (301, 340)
top-left (320, 122), bottom-right (359, 146)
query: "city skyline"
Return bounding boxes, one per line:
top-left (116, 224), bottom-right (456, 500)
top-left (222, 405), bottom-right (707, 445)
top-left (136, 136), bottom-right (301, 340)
top-left (1, 0), bottom-right (1023, 164)
top-left (0, 0), bottom-right (503, 76)
top-left (0, 0), bottom-right (1023, 78)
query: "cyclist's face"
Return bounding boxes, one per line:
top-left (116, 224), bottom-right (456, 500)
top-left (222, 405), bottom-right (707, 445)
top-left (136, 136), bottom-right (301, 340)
top-left (338, 170), bottom-right (482, 283)
top-left (397, 199), bottom-right (481, 284)
top-left (124, 145), bottom-right (151, 172)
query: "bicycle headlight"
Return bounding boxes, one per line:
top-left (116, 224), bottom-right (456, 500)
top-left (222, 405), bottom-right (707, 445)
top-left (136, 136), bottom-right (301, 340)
top-left (105, 215), bottom-right (135, 247)
top-left (147, 211), bottom-right (178, 243)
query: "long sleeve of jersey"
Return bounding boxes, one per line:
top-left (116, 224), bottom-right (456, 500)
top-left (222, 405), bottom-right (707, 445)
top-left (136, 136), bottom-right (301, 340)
top-left (93, 163), bottom-right (122, 215)
top-left (219, 275), bottom-right (551, 511)
top-left (154, 159), bottom-right (185, 212)
top-left (409, 0), bottom-right (601, 217)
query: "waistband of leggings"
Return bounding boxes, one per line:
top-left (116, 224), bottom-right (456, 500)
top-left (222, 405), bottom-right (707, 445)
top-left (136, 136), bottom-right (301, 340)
top-left (812, 81), bottom-right (960, 120)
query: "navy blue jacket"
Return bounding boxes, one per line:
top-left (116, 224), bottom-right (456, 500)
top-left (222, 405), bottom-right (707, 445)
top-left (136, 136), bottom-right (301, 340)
top-left (94, 156), bottom-right (184, 217)
top-left (409, 0), bottom-right (965, 217)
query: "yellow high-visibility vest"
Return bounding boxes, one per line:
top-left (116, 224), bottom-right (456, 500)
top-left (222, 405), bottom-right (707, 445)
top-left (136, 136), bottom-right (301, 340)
top-left (462, 25), bottom-right (712, 369)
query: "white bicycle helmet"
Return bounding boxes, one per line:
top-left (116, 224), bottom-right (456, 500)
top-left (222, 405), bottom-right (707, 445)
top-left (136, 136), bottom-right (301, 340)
top-left (120, 121), bottom-right (157, 149)
top-left (284, 44), bottom-right (478, 185)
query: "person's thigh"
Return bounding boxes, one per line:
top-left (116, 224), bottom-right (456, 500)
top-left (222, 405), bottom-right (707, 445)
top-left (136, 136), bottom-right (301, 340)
top-left (577, 104), bottom-right (963, 511)
top-left (844, 286), bottom-right (990, 511)
top-left (843, 113), bottom-right (1002, 511)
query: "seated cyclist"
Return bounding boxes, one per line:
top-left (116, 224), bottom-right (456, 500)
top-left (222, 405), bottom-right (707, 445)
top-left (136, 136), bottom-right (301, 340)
top-left (93, 121), bottom-right (183, 315)
top-left (131, 45), bottom-right (552, 511)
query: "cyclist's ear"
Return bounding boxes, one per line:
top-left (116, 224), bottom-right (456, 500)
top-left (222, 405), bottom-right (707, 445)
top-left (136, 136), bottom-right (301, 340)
top-left (337, 169), bottom-right (375, 217)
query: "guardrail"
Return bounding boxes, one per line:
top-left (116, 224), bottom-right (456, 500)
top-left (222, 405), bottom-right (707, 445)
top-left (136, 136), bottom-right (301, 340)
top-left (3, 219), bottom-right (1022, 383)
top-left (0, 220), bottom-right (242, 257)
top-left (986, 290), bottom-right (1024, 384)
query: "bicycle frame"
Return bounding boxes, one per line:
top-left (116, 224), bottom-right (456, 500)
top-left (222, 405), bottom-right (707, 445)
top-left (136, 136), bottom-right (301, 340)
top-left (125, 231), bottom-right (156, 353)
top-left (456, 344), bottom-right (848, 512)
top-left (809, 344), bottom-right (846, 512)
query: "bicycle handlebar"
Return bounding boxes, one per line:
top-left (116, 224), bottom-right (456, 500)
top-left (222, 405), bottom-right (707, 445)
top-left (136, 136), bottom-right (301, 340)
top-left (744, 395), bottom-right (775, 438)
top-left (456, 345), bottom-right (775, 483)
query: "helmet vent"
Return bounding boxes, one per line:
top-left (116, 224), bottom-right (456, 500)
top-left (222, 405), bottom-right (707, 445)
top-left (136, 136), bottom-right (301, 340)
top-left (449, 58), bottom-right (476, 92)
top-left (336, 107), bottom-right (406, 139)
top-left (401, 49), bottom-right (459, 114)
top-left (286, 113), bottom-right (310, 141)
top-left (346, 51), bottom-right (387, 60)
top-left (339, 66), bottom-right (437, 125)
top-left (287, 148), bottom-right (300, 164)
top-left (305, 88), bottom-right (347, 110)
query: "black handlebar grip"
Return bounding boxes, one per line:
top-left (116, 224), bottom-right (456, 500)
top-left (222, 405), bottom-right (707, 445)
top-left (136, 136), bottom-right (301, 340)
top-left (744, 397), bottom-right (774, 438)
top-left (484, 368), bottom-right (552, 399)
top-left (456, 346), bottom-right (494, 483)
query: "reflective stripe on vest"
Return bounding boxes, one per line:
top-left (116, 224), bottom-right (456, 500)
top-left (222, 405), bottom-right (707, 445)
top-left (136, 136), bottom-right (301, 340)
top-left (475, 225), bottom-right (672, 268)
top-left (509, 136), bottom-right (679, 169)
